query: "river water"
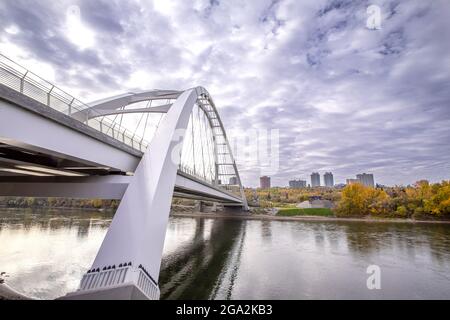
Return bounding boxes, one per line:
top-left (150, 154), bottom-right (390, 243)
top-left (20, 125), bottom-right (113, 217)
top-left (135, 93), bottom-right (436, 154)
top-left (1, 208), bottom-right (450, 300)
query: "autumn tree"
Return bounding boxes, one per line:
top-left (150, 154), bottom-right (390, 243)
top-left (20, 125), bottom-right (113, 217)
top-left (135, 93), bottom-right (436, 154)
top-left (336, 183), bottom-right (370, 217)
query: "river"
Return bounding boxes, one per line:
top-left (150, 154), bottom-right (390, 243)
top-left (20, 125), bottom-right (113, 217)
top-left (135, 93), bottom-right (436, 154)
top-left (1, 208), bottom-right (450, 299)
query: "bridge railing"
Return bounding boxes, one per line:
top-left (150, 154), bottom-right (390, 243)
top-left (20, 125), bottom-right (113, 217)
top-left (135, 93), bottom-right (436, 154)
top-left (178, 163), bottom-right (242, 198)
top-left (0, 54), bottom-right (148, 152)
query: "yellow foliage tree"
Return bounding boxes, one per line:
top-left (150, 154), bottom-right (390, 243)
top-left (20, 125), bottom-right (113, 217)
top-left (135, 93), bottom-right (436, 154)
top-left (336, 183), bottom-right (370, 217)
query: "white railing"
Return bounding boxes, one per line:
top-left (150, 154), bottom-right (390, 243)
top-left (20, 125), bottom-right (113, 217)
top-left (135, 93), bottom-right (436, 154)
top-left (136, 267), bottom-right (160, 299)
top-left (78, 264), bottom-right (159, 300)
top-left (80, 266), bottom-right (129, 291)
top-left (0, 53), bottom-right (148, 152)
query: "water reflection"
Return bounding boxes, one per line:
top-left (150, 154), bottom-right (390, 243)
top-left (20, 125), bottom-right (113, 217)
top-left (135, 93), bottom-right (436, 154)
top-left (159, 218), bottom-right (245, 299)
top-left (260, 220), bottom-right (272, 240)
top-left (1, 208), bottom-right (450, 300)
top-left (0, 209), bottom-right (113, 299)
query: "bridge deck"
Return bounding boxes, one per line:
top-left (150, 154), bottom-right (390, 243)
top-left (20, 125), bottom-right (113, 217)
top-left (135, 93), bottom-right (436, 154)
top-left (0, 84), bottom-right (242, 204)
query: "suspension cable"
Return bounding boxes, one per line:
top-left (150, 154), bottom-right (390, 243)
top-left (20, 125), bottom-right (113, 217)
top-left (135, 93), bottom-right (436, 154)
top-left (198, 106), bottom-right (207, 179)
top-left (191, 110), bottom-right (196, 174)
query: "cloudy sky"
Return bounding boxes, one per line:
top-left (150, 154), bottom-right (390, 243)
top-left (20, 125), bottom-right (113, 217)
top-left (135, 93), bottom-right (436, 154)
top-left (1, 0), bottom-right (449, 187)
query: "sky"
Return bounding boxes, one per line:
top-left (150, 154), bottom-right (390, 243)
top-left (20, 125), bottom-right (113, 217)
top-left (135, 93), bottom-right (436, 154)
top-left (0, 0), bottom-right (449, 187)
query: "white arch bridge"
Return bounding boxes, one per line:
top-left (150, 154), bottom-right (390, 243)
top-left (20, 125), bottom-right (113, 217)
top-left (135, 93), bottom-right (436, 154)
top-left (0, 54), bottom-right (248, 300)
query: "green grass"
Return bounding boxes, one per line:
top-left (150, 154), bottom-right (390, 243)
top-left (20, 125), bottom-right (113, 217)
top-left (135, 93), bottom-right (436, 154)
top-left (271, 202), bottom-right (298, 208)
top-left (277, 207), bottom-right (334, 217)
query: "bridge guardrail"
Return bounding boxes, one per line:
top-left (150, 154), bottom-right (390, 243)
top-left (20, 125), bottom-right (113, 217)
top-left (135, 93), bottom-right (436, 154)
top-left (0, 53), bottom-right (148, 152)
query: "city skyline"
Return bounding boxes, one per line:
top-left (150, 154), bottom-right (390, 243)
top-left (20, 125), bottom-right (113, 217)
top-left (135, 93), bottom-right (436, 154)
top-left (1, 1), bottom-right (449, 187)
top-left (267, 171), bottom-right (379, 188)
top-left (285, 171), bottom-right (375, 188)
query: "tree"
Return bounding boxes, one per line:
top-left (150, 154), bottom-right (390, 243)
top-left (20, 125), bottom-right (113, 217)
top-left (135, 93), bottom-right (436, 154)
top-left (92, 198), bottom-right (103, 209)
top-left (367, 188), bottom-right (391, 216)
top-left (336, 183), bottom-right (370, 217)
top-left (425, 181), bottom-right (450, 216)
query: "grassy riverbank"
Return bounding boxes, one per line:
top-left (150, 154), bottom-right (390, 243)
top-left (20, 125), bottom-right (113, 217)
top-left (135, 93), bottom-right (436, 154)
top-left (246, 180), bottom-right (450, 221)
top-left (277, 207), bottom-right (334, 217)
top-left (171, 211), bottom-right (450, 224)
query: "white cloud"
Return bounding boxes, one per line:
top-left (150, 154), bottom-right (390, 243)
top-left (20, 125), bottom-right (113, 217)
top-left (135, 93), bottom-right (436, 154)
top-left (0, 0), bottom-right (449, 187)
top-left (64, 5), bottom-right (96, 50)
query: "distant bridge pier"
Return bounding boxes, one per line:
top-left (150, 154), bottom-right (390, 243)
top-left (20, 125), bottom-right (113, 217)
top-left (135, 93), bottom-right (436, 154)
top-left (194, 200), bottom-right (220, 213)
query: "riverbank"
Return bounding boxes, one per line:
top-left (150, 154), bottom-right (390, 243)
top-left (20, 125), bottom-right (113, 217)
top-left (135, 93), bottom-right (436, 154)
top-left (171, 211), bottom-right (450, 224)
top-left (277, 207), bottom-right (334, 217)
top-left (0, 205), bottom-right (114, 213)
top-left (0, 283), bottom-right (31, 300)
top-left (1, 205), bottom-right (448, 225)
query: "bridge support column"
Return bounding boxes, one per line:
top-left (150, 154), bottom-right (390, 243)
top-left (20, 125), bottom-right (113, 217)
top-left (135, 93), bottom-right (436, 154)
top-left (63, 89), bottom-right (198, 300)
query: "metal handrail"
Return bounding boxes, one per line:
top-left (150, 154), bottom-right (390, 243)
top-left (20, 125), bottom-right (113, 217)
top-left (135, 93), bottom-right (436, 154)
top-left (0, 53), bottom-right (148, 152)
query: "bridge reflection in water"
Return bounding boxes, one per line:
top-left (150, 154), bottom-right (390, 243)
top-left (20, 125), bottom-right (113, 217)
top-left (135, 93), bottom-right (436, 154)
top-left (160, 217), bottom-right (246, 300)
top-left (0, 208), bottom-right (247, 300)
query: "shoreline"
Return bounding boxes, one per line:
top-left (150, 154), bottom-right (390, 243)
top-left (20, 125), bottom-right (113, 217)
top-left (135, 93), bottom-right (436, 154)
top-left (171, 211), bottom-right (450, 224)
top-left (0, 206), bottom-right (115, 213)
top-left (0, 283), bottom-right (31, 300)
top-left (1, 206), bottom-right (448, 224)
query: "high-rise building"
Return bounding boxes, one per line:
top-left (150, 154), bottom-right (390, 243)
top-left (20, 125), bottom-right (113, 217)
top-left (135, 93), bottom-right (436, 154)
top-left (311, 172), bottom-right (320, 187)
top-left (323, 172), bottom-right (334, 187)
top-left (346, 178), bottom-right (360, 185)
top-left (289, 179), bottom-right (307, 189)
top-left (356, 173), bottom-right (375, 188)
top-left (260, 176), bottom-right (271, 189)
